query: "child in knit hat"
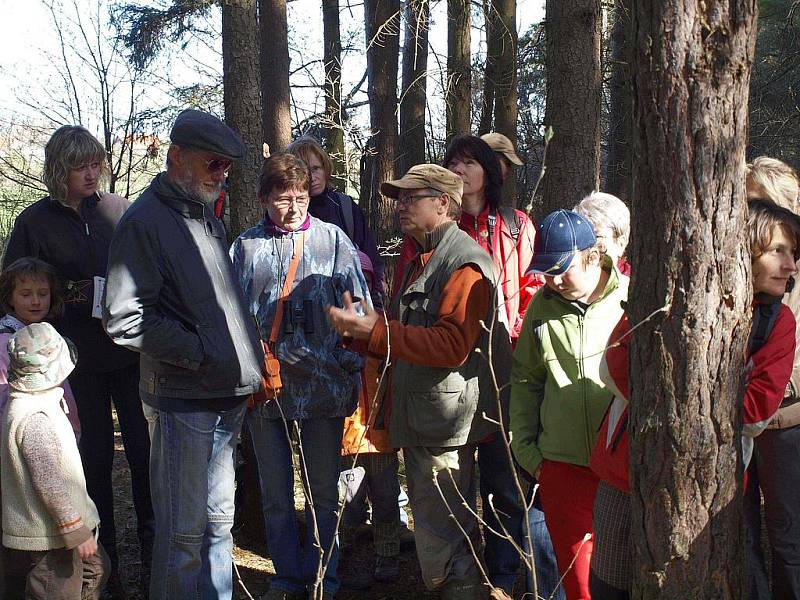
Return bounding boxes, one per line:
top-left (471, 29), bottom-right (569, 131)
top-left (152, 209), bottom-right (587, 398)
top-left (1, 322), bottom-right (109, 599)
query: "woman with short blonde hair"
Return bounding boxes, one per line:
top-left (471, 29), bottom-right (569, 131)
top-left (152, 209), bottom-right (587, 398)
top-left (746, 156), bottom-right (800, 212)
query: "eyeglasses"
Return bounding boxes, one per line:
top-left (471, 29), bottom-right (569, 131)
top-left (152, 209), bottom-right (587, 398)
top-left (272, 195), bottom-right (310, 209)
top-left (395, 193), bottom-right (440, 207)
top-left (202, 157), bottom-right (233, 174)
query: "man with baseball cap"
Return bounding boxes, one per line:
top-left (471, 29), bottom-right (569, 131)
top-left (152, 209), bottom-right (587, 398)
top-left (103, 109), bottom-right (264, 599)
top-left (510, 209), bottom-right (628, 600)
top-left (480, 132), bottom-right (523, 181)
top-left (327, 164), bottom-right (512, 599)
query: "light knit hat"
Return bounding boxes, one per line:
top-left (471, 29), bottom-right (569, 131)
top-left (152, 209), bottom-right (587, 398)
top-left (7, 323), bottom-right (77, 392)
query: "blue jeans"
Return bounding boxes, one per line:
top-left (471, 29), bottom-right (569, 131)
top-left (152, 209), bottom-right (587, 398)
top-left (526, 497), bottom-right (565, 600)
top-left (478, 434), bottom-right (527, 593)
top-left (143, 401), bottom-right (246, 600)
top-left (248, 416), bottom-right (343, 595)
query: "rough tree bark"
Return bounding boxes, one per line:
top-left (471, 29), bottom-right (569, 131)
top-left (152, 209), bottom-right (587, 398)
top-left (538, 0), bottom-right (601, 219)
top-left (604, 0), bottom-right (630, 198)
top-left (222, 0), bottom-right (263, 239)
top-left (259, 0), bottom-right (292, 152)
top-left (363, 0), bottom-right (400, 244)
top-left (446, 0), bottom-right (471, 139)
top-left (222, 0), bottom-right (266, 547)
top-left (399, 0), bottom-right (429, 173)
top-left (490, 0), bottom-right (519, 207)
top-left (322, 0), bottom-right (346, 187)
top-left (628, 1), bottom-right (758, 598)
top-left (479, 0), bottom-right (498, 135)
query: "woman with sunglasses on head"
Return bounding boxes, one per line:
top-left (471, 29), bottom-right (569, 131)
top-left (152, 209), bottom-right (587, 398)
top-left (3, 125), bottom-right (154, 598)
top-left (231, 153), bottom-right (371, 600)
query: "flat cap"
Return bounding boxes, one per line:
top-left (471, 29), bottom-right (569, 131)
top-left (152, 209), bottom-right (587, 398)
top-left (481, 132), bottom-right (523, 166)
top-left (170, 109), bottom-right (246, 161)
top-left (381, 164), bottom-right (464, 205)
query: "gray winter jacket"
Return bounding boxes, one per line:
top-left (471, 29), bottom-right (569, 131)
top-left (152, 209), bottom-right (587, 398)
top-left (103, 173), bottom-right (264, 402)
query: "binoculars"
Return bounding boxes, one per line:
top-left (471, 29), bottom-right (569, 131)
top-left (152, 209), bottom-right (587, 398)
top-left (283, 299), bottom-right (315, 334)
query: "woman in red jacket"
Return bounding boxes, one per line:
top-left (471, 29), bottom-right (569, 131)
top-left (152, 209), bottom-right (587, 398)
top-left (590, 199), bottom-right (799, 599)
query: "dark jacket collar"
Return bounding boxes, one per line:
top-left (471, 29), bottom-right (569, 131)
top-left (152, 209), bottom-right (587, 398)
top-left (150, 172), bottom-right (207, 219)
top-left (47, 192), bottom-right (99, 216)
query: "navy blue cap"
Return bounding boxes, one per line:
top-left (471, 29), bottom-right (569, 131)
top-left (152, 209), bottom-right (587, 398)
top-left (528, 209), bottom-right (597, 275)
top-left (170, 109), bottom-right (245, 160)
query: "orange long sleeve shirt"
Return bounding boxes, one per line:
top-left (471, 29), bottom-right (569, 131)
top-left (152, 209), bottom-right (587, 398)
top-left (367, 262), bottom-right (490, 368)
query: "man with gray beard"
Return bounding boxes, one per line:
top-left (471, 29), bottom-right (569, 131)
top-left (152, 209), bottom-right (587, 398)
top-left (102, 109), bottom-right (264, 599)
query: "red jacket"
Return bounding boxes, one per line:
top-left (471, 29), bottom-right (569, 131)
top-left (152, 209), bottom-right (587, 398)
top-left (589, 302), bottom-right (796, 493)
top-left (392, 207), bottom-right (544, 340)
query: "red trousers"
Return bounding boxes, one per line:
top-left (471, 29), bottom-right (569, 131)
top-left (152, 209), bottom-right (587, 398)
top-left (538, 459), bottom-right (599, 600)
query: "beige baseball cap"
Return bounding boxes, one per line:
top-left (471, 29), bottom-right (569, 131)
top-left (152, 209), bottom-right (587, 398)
top-left (380, 164), bottom-right (464, 205)
top-left (481, 132), bottom-right (523, 166)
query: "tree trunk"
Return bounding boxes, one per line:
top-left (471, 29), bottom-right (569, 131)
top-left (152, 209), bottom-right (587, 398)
top-left (221, 0), bottom-right (266, 548)
top-left (604, 0), bottom-right (630, 198)
top-left (479, 0), bottom-right (498, 135)
top-left (538, 0), bottom-right (601, 218)
top-left (259, 0), bottom-right (292, 152)
top-left (399, 0), bottom-right (429, 173)
top-left (222, 0), bottom-right (263, 239)
top-left (363, 0), bottom-right (400, 245)
top-left (627, 1), bottom-right (758, 597)
top-left (446, 0), bottom-right (471, 139)
top-left (490, 0), bottom-right (518, 207)
top-left (322, 0), bottom-right (346, 187)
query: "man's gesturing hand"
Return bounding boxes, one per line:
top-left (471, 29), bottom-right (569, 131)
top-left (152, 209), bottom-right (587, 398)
top-left (326, 291), bottom-right (380, 341)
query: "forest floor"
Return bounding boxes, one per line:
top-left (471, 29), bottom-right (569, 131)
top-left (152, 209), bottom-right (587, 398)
top-left (111, 420), bottom-right (527, 599)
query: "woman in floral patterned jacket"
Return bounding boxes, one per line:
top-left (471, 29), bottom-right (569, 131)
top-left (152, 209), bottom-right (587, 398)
top-left (230, 153), bottom-right (370, 600)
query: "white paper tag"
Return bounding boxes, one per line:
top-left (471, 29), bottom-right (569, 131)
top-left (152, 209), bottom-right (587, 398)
top-left (92, 276), bottom-right (106, 319)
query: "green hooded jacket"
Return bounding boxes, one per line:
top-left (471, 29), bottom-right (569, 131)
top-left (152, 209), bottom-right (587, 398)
top-left (509, 258), bottom-right (628, 475)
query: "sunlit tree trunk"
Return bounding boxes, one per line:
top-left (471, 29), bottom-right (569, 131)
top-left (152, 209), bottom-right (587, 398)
top-left (628, 1), bottom-right (758, 597)
top-left (222, 0), bottom-right (263, 238)
top-left (399, 0), bottom-right (429, 173)
top-left (538, 0), bottom-right (601, 218)
top-left (259, 0), bottom-right (292, 151)
top-left (446, 0), bottom-right (471, 139)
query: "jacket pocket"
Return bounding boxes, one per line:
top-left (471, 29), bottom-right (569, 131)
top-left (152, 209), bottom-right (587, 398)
top-left (196, 324), bottom-right (240, 391)
top-left (406, 388), bottom-right (474, 441)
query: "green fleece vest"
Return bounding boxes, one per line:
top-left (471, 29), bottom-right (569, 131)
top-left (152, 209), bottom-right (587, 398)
top-left (388, 224), bottom-right (511, 448)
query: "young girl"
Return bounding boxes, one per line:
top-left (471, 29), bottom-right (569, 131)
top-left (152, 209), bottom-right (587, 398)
top-left (0, 257), bottom-right (79, 438)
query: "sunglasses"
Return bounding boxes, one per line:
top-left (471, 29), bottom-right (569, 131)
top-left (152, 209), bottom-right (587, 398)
top-left (202, 157), bottom-right (233, 174)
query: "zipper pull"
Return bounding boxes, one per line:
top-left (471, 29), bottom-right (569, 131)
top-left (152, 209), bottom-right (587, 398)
top-left (85, 223), bottom-right (90, 236)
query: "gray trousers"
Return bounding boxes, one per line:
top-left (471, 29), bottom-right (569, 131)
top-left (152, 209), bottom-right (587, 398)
top-left (403, 445), bottom-right (482, 590)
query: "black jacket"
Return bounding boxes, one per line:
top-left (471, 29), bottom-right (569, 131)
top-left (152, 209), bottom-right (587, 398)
top-left (103, 173), bottom-right (263, 402)
top-left (3, 193), bottom-right (137, 375)
top-left (309, 188), bottom-right (385, 306)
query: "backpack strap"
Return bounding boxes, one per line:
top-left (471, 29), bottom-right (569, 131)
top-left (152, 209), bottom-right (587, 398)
top-left (748, 299), bottom-right (781, 357)
top-left (339, 195), bottom-right (355, 243)
top-left (498, 206), bottom-right (521, 245)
